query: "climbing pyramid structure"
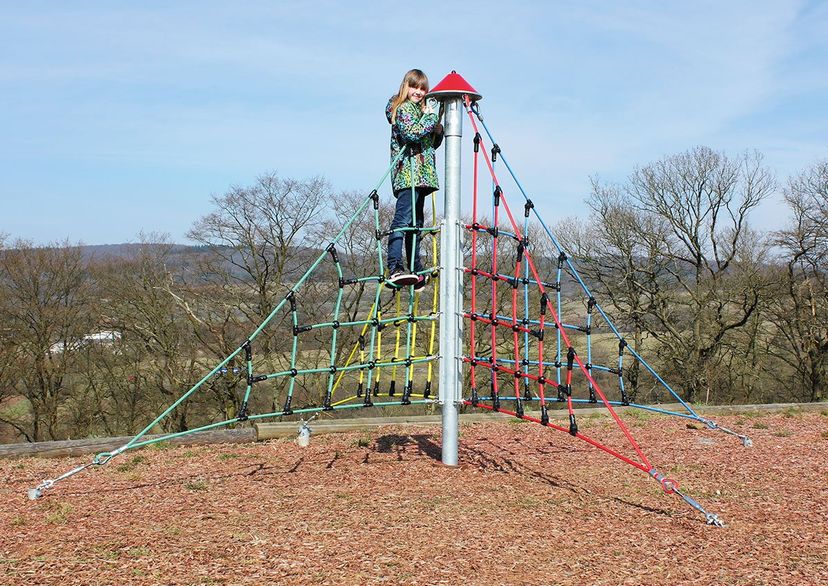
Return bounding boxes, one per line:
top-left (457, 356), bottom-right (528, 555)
top-left (31, 72), bottom-right (750, 525)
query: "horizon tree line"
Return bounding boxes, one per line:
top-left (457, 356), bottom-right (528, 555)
top-left (0, 148), bottom-right (825, 443)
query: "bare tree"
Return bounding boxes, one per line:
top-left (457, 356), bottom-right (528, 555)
top-left (0, 240), bottom-right (95, 441)
top-left (176, 173), bottom-right (334, 412)
top-left (583, 147), bottom-right (775, 402)
top-left (186, 172), bottom-right (330, 336)
top-left (767, 160), bottom-right (828, 402)
top-left (91, 237), bottom-right (213, 433)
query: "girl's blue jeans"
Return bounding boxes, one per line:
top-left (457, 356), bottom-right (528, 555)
top-left (387, 187), bottom-right (428, 273)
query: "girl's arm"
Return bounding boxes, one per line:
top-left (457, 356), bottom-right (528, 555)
top-left (395, 101), bottom-right (438, 143)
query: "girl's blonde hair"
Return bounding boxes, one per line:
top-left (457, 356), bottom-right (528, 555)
top-left (390, 69), bottom-right (429, 123)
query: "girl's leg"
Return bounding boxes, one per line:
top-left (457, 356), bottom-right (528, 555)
top-left (388, 188), bottom-right (414, 273)
top-left (405, 188), bottom-right (428, 273)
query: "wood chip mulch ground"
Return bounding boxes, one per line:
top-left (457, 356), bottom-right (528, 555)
top-left (1, 411), bottom-right (827, 585)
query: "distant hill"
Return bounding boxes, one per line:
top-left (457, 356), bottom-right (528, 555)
top-left (77, 243), bottom-right (206, 262)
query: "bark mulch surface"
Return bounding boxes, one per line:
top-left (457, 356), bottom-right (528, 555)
top-left (1, 411), bottom-right (826, 585)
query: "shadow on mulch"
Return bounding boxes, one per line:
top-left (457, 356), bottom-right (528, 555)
top-left (374, 433), bottom-right (442, 461)
top-left (461, 441), bottom-right (671, 517)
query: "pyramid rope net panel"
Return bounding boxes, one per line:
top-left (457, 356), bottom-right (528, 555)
top-left (462, 99), bottom-right (749, 447)
top-left (29, 148), bottom-right (445, 497)
top-left (31, 89), bottom-right (742, 524)
top-left (458, 98), bottom-right (729, 524)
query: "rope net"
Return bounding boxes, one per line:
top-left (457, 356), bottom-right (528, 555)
top-left (460, 99), bottom-right (749, 449)
top-left (31, 93), bottom-right (743, 524)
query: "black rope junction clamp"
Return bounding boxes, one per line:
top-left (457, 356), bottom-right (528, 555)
top-left (569, 413), bottom-right (578, 436)
top-left (491, 391), bottom-right (501, 412)
top-left (491, 144), bottom-right (501, 162)
top-left (473, 132), bottom-right (481, 153)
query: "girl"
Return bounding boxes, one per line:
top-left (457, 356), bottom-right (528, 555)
top-left (385, 68), bottom-right (442, 289)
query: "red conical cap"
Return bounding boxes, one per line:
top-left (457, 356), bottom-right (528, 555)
top-left (427, 70), bottom-right (482, 101)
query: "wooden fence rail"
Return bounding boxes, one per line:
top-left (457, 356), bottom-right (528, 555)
top-left (1, 402), bottom-right (824, 460)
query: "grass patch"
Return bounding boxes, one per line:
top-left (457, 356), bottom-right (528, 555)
top-left (184, 478), bottom-right (209, 492)
top-left (10, 515), bottom-right (26, 527)
top-left (42, 501), bottom-right (73, 525)
top-left (178, 450), bottom-right (197, 459)
top-left (128, 547), bottom-right (152, 558)
top-left (115, 455), bottom-right (146, 473)
top-left (820, 431), bottom-right (828, 440)
top-left (741, 411), bottom-right (768, 419)
top-left (217, 452), bottom-right (239, 461)
top-left (353, 435), bottom-right (372, 448)
top-left (0, 399), bottom-right (30, 423)
top-left (515, 495), bottom-right (542, 509)
top-left (91, 543), bottom-right (121, 560)
top-left (622, 409), bottom-right (654, 426)
top-left (782, 407), bottom-right (802, 418)
top-left (773, 430), bottom-right (792, 437)
top-left (752, 422), bottom-right (769, 430)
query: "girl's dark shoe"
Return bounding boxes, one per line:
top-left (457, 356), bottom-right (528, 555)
top-left (386, 269), bottom-right (419, 288)
top-left (413, 274), bottom-right (429, 291)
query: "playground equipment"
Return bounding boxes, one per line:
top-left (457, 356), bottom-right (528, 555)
top-left (30, 72), bottom-right (750, 526)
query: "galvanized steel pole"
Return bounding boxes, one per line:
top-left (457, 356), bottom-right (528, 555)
top-left (438, 96), bottom-right (464, 466)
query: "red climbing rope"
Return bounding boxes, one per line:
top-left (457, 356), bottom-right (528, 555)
top-left (462, 96), bottom-right (652, 472)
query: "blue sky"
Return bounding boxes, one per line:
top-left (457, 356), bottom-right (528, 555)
top-left (1, 1), bottom-right (826, 245)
